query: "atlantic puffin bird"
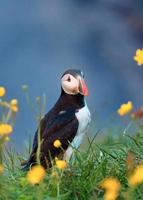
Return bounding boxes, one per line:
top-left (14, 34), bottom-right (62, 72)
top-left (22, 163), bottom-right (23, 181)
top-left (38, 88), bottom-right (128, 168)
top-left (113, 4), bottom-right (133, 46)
top-left (21, 69), bottom-right (91, 170)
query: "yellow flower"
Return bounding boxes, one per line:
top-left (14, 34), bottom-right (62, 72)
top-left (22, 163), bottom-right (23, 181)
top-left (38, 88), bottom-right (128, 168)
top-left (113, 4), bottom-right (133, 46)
top-left (129, 164), bottom-right (143, 186)
top-left (53, 139), bottom-right (62, 148)
top-left (134, 49), bottom-right (143, 66)
top-left (10, 99), bottom-right (18, 105)
top-left (0, 99), bottom-right (18, 112)
top-left (55, 159), bottom-right (67, 170)
top-left (27, 165), bottom-right (46, 185)
top-left (10, 99), bottom-right (18, 112)
top-left (11, 105), bottom-right (18, 112)
top-left (0, 87), bottom-right (6, 97)
top-left (104, 191), bottom-right (117, 200)
top-left (0, 124), bottom-right (13, 136)
top-left (102, 178), bottom-right (120, 192)
top-left (101, 178), bottom-right (120, 200)
top-left (0, 164), bottom-right (4, 173)
top-left (117, 101), bottom-right (133, 116)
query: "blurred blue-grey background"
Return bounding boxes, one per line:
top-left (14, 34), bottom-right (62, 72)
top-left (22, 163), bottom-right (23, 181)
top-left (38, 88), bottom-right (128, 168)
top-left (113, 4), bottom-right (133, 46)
top-left (0, 0), bottom-right (143, 150)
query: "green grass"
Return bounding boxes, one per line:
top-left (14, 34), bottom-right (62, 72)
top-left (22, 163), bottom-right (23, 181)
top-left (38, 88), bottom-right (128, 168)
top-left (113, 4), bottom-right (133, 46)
top-left (1, 124), bottom-right (143, 200)
top-left (1, 87), bottom-right (143, 199)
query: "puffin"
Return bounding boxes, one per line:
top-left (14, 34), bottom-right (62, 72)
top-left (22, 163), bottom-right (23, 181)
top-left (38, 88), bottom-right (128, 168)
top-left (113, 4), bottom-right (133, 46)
top-left (21, 69), bottom-right (91, 170)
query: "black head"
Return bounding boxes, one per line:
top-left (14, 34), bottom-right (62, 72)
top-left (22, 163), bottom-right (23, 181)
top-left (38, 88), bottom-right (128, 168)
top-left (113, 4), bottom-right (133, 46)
top-left (62, 69), bottom-right (84, 79)
top-left (61, 69), bottom-right (88, 96)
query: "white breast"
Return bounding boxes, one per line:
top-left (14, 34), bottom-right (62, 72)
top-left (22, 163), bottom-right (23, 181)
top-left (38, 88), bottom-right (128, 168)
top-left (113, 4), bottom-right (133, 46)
top-left (71, 103), bottom-right (91, 149)
top-left (64, 102), bottom-right (91, 162)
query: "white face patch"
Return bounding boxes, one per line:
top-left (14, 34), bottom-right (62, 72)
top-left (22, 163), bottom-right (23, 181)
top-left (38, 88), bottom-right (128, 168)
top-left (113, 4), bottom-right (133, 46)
top-left (61, 74), bottom-right (79, 95)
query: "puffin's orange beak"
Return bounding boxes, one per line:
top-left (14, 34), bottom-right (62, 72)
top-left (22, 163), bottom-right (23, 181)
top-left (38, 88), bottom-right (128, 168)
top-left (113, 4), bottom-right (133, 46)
top-left (79, 78), bottom-right (89, 96)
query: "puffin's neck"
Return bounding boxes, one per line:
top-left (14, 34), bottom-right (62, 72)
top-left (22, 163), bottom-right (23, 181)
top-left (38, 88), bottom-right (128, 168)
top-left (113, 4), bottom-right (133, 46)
top-left (55, 89), bottom-right (85, 110)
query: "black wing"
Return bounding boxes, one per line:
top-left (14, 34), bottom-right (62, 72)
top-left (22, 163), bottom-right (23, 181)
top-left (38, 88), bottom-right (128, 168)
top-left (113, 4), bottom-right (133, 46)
top-left (22, 108), bottom-right (78, 169)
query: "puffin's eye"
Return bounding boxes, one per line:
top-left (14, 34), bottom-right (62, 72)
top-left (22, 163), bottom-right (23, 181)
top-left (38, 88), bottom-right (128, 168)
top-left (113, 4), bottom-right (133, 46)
top-left (67, 76), bottom-right (71, 82)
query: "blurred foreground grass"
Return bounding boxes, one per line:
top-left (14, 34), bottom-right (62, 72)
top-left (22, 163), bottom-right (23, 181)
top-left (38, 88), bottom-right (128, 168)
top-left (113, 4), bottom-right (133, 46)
top-left (1, 49), bottom-right (143, 199)
top-left (1, 120), bottom-right (143, 199)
